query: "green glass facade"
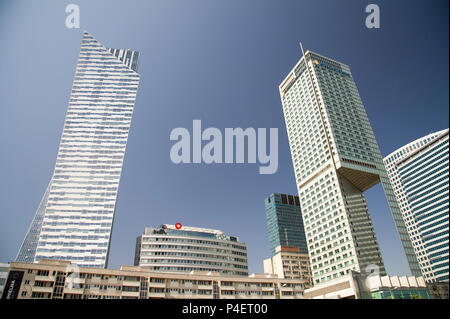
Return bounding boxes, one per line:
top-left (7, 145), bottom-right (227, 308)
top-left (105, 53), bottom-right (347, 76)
top-left (265, 193), bottom-right (308, 256)
top-left (371, 288), bottom-right (430, 299)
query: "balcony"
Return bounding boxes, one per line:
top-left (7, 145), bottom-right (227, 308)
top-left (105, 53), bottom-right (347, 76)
top-left (34, 275), bottom-right (55, 282)
top-left (148, 282), bottom-right (166, 288)
top-left (197, 284), bottom-right (211, 290)
top-left (165, 292), bottom-right (180, 299)
top-left (123, 280), bottom-right (140, 287)
top-left (107, 278), bottom-right (118, 285)
top-left (122, 291), bottom-right (140, 297)
top-left (148, 292), bottom-right (166, 299)
top-left (86, 287), bottom-right (100, 294)
top-left (220, 285), bottom-right (234, 291)
top-left (64, 287), bottom-right (84, 294)
top-left (261, 286), bottom-right (274, 291)
top-left (32, 286), bottom-right (53, 293)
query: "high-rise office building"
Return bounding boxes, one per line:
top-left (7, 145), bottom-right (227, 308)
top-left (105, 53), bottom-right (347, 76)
top-left (279, 47), bottom-right (421, 284)
top-left (383, 129), bottom-right (448, 282)
top-left (396, 130), bottom-right (448, 282)
top-left (265, 193), bottom-right (308, 256)
top-left (135, 225), bottom-right (249, 276)
top-left (16, 31), bottom-right (140, 268)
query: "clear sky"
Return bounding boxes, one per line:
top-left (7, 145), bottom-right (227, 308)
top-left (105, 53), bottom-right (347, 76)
top-left (0, 0), bottom-right (448, 275)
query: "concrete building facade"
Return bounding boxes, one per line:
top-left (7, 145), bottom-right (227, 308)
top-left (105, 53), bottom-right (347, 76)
top-left (16, 31), bottom-right (140, 268)
top-left (263, 246), bottom-right (312, 285)
top-left (384, 129), bottom-right (448, 282)
top-left (1, 260), bottom-right (308, 299)
top-left (135, 225), bottom-right (248, 276)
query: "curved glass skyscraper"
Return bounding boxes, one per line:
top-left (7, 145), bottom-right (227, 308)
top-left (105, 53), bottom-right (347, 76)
top-left (16, 31), bottom-right (140, 268)
top-left (384, 129), bottom-right (449, 282)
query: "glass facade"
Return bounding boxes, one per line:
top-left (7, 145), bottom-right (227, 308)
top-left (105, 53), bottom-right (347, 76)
top-left (265, 193), bottom-right (308, 256)
top-left (16, 31), bottom-right (140, 268)
top-left (383, 129), bottom-right (447, 282)
top-left (279, 50), bottom-right (421, 284)
top-left (397, 131), bottom-right (449, 282)
top-left (371, 288), bottom-right (430, 299)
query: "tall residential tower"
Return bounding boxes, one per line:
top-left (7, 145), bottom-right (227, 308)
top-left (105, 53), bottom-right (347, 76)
top-left (16, 31), bottom-right (140, 268)
top-left (279, 47), bottom-right (421, 284)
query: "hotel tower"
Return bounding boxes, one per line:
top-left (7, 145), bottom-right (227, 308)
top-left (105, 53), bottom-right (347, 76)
top-left (279, 46), bottom-right (421, 284)
top-left (16, 31), bottom-right (140, 268)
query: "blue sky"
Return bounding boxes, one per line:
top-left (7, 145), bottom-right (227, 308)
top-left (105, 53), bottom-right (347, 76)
top-left (0, 0), bottom-right (448, 275)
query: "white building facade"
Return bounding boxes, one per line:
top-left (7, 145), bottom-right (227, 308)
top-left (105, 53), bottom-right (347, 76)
top-left (135, 225), bottom-right (248, 276)
top-left (396, 130), bottom-right (449, 282)
top-left (16, 31), bottom-right (140, 268)
top-left (263, 245), bottom-right (312, 285)
top-left (279, 48), bottom-right (421, 285)
top-left (383, 129), bottom-right (448, 282)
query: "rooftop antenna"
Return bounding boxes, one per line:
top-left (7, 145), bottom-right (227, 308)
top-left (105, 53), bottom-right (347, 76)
top-left (299, 42), bottom-right (306, 59)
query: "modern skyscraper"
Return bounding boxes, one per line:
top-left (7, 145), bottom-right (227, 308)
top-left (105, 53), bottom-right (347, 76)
top-left (265, 193), bottom-right (308, 256)
top-left (16, 182), bottom-right (51, 263)
top-left (384, 129), bottom-right (448, 282)
top-left (135, 225), bottom-right (249, 276)
top-left (16, 31), bottom-right (140, 268)
top-left (396, 130), bottom-right (448, 282)
top-left (279, 46), bottom-right (421, 284)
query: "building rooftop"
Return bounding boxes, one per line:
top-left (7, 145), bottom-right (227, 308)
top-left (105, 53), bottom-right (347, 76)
top-left (161, 224), bottom-right (224, 235)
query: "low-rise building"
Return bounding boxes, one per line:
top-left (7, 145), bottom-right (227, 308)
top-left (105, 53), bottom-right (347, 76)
top-left (1, 260), bottom-right (308, 299)
top-left (0, 262), bottom-right (10, 296)
top-left (135, 224), bottom-right (248, 276)
top-left (304, 271), bottom-right (430, 299)
top-left (427, 282), bottom-right (449, 299)
top-left (263, 246), bottom-right (312, 286)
